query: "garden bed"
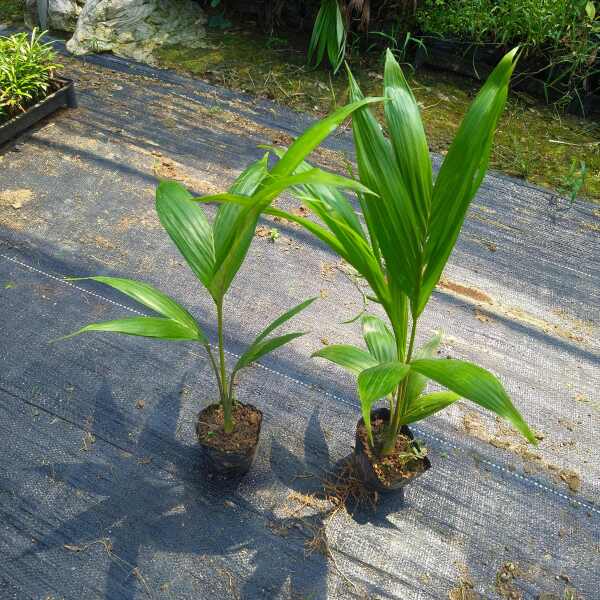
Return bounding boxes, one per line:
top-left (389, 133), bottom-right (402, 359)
top-left (0, 34), bottom-right (598, 600)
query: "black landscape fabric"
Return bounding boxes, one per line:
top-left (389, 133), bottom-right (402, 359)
top-left (0, 32), bottom-right (598, 600)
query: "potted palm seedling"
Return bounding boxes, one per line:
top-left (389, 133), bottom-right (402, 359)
top-left (60, 99), bottom-right (377, 477)
top-left (198, 48), bottom-right (537, 491)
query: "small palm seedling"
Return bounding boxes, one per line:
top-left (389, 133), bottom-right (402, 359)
top-left (0, 29), bottom-right (62, 123)
top-left (200, 48), bottom-right (537, 490)
top-left (60, 97), bottom-right (378, 476)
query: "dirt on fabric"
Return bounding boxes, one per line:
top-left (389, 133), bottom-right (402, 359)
top-left (357, 417), bottom-right (428, 487)
top-left (196, 403), bottom-right (261, 452)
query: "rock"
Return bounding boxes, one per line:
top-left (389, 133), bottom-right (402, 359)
top-left (50, 0), bottom-right (86, 31)
top-left (65, 0), bottom-right (207, 64)
top-left (24, 0), bottom-right (85, 31)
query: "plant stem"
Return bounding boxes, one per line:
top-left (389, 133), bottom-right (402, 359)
top-left (206, 344), bottom-right (224, 400)
top-left (381, 316), bottom-right (418, 456)
top-left (216, 301), bottom-right (233, 433)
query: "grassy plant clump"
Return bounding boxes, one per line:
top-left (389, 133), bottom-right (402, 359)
top-left (0, 29), bottom-right (62, 123)
top-left (417, 0), bottom-right (600, 109)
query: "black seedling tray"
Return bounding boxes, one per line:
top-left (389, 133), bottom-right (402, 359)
top-left (0, 78), bottom-right (77, 146)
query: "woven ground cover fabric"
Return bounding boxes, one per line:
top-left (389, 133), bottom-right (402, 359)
top-left (0, 32), bottom-right (598, 599)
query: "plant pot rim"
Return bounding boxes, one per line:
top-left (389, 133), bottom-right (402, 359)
top-left (354, 407), bottom-right (431, 492)
top-left (196, 402), bottom-right (263, 455)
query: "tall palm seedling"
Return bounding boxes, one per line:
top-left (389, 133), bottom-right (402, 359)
top-left (199, 48), bottom-right (537, 456)
top-left (60, 98), bottom-right (378, 436)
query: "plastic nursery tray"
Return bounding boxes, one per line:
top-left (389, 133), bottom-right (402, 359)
top-left (0, 78), bottom-right (77, 146)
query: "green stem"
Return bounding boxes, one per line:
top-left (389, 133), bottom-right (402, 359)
top-left (217, 302), bottom-right (233, 433)
top-left (206, 344), bottom-right (224, 400)
top-left (381, 316), bottom-right (418, 456)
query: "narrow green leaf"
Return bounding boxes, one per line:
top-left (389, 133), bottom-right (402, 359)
top-left (67, 276), bottom-right (207, 343)
top-left (312, 344), bottom-right (377, 375)
top-left (212, 153), bottom-right (270, 268)
top-left (400, 391), bottom-right (460, 425)
top-left (419, 49), bottom-right (518, 315)
top-left (59, 317), bottom-right (202, 342)
top-left (362, 315), bottom-right (396, 363)
top-left (234, 331), bottom-right (307, 373)
top-left (253, 297), bottom-right (317, 346)
top-left (410, 358), bottom-right (536, 443)
top-left (269, 97), bottom-right (383, 179)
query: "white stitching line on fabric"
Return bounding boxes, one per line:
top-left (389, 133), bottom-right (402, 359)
top-left (2, 251), bottom-right (598, 517)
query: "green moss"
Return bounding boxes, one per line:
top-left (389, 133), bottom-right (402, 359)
top-left (0, 0), bottom-right (24, 24)
top-left (156, 28), bottom-right (600, 202)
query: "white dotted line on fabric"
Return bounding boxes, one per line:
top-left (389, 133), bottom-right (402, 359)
top-left (2, 251), bottom-right (598, 517)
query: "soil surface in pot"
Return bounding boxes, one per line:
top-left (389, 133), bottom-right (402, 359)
top-left (197, 403), bottom-right (261, 452)
top-left (357, 417), bottom-right (428, 488)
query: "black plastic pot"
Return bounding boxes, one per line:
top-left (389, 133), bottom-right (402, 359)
top-left (354, 407), bottom-right (431, 493)
top-left (0, 78), bottom-right (77, 146)
top-left (196, 403), bottom-right (262, 477)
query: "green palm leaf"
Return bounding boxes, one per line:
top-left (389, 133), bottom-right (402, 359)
top-left (59, 317), bottom-right (203, 342)
top-left (155, 181), bottom-right (217, 298)
top-left (362, 315), bottom-right (396, 363)
top-left (410, 358), bottom-right (536, 444)
top-left (66, 276), bottom-right (207, 343)
top-left (401, 391), bottom-right (460, 425)
top-left (312, 344), bottom-right (377, 375)
top-left (418, 49), bottom-right (519, 315)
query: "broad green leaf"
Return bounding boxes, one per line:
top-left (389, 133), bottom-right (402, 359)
top-left (155, 181), bottom-right (216, 297)
top-left (60, 317), bottom-right (202, 342)
top-left (312, 344), bottom-right (377, 375)
top-left (400, 391), bottom-right (460, 425)
top-left (410, 358), bottom-right (536, 443)
top-left (67, 276), bottom-right (207, 343)
top-left (419, 49), bottom-right (518, 315)
top-left (362, 315), bottom-right (396, 363)
top-left (357, 361), bottom-right (410, 405)
top-left (383, 49), bottom-right (432, 230)
top-left (234, 332), bottom-right (307, 373)
top-left (357, 361), bottom-right (410, 445)
top-left (404, 331), bottom-right (442, 405)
